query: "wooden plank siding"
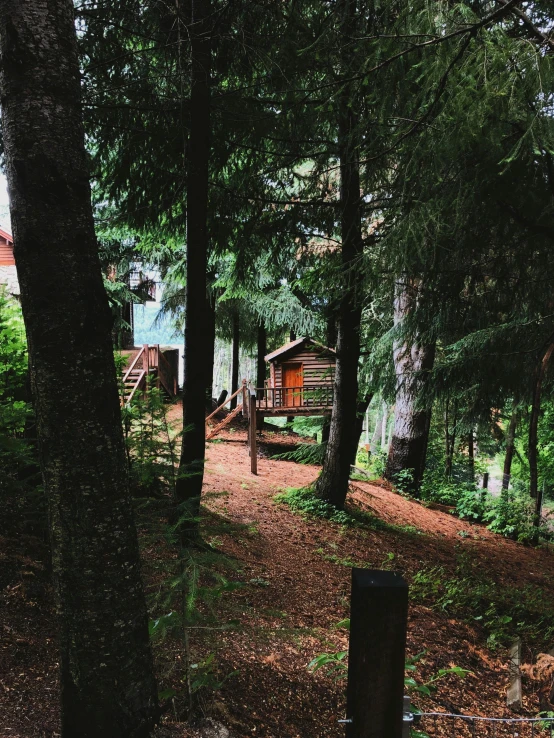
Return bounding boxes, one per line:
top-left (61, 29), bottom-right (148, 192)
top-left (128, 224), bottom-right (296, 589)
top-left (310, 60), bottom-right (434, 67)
top-left (272, 349), bottom-right (335, 388)
top-left (0, 239), bottom-right (15, 266)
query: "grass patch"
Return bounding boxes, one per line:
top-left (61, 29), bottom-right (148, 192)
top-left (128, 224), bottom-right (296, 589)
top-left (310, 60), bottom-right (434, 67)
top-left (274, 486), bottom-right (422, 536)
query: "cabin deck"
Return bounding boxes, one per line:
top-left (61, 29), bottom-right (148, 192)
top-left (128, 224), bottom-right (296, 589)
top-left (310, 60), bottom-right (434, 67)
top-left (254, 384), bottom-right (333, 416)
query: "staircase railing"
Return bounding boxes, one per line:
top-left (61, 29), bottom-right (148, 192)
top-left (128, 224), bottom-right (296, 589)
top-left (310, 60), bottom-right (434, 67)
top-left (156, 346), bottom-right (178, 397)
top-left (121, 344), bottom-right (178, 405)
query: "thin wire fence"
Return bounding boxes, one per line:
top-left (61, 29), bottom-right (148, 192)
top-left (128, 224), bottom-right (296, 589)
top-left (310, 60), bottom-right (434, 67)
top-left (415, 711), bottom-right (554, 737)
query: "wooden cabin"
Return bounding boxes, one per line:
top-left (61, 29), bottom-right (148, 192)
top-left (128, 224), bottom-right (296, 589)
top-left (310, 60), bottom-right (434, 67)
top-left (0, 227), bottom-right (19, 296)
top-left (256, 337), bottom-right (335, 415)
top-left (0, 227), bottom-right (14, 265)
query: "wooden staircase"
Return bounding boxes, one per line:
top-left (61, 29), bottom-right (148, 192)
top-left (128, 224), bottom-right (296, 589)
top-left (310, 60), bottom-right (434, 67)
top-left (121, 344), bottom-right (178, 405)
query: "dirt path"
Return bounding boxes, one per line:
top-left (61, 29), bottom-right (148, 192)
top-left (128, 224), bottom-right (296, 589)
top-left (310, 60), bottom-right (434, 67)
top-left (2, 419), bottom-right (554, 737)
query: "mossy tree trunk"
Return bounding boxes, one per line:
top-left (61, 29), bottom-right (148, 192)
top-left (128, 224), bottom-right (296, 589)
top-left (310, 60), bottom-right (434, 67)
top-left (385, 280), bottom-right (435, 494)
top-left (0, 0), bottom-right (158, 734)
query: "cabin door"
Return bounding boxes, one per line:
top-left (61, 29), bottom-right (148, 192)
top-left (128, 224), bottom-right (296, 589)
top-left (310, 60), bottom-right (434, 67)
top-left (282, 363), bottom-right (303, 407)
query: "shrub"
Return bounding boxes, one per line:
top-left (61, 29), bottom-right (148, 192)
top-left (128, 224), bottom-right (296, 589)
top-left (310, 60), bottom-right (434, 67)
top-left (272, 442), bottom-right (326, 465)
top-left (274, 486), bottom-right (352, 525)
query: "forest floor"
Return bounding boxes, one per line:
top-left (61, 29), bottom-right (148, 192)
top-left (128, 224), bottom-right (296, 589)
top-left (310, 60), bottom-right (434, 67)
top-left (2, 407), bottom-right (554, 737)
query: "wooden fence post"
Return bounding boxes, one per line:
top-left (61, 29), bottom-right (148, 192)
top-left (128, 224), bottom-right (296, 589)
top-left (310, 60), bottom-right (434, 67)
top-left (249, 390), bottom-right (257, 475)
top-left (482, 472), bottom-right (489, 489)
top-left (345, 569), bottom-right (408, 738)
top-left (507, 638), bottom-right (522, 709)
top-left (242, 379), bottom-right (248, 419)
top-left (143, 343), bottom-right (150, 374)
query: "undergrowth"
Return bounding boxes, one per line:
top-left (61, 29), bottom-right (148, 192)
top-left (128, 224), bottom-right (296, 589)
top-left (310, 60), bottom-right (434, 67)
top-left (271, 442), bottom-right (326, 465)
top-left (411, 550), bottom-right (554, 650)
top-left (274, 486), bottom-right (421, 535)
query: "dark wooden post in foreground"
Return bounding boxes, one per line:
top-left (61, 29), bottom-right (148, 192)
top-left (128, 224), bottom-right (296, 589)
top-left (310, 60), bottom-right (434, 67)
top-left (249, 390), bottom-right (258, 475)
top-left (345, 569), bottom-right (408, 738)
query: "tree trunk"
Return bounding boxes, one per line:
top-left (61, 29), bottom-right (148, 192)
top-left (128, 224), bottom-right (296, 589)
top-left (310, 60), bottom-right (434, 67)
top-left (230, 309), bottom-right (240, 410)
top-left (444, 399), bottom-right (457, 478)
top-left (468, 430), bottom-right (475, 481)
top-left (351, 394), bottom-right (374, 465)
top-left (371, 405), bottom-right (383, 448)
top-left (205, 278), bottom-right (217, 410)
top-left (502, 410), bottom-right (518, 490)
top-left (315, 0), bottom-right (363, 509)
top-left (326, 313), bottom-right (337, 349)
top-left (529, 343), bottom-right (554, 524)
top-left (0, 2), bottom-right (158, 734)
top-left (175, 0), bottom-right (212, 535)
top-left (256, 322), bottom-right (267, 429)
top-left (385, 280), bottom-right (435, 494)
top-left (381, 401), bottom-right (388, 449)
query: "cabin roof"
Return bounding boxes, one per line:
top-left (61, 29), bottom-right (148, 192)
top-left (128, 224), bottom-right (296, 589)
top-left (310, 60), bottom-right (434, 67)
top-left (0, 227), bottom-right (13, 244)
top-left (265, 336), bottom-right (336, 363)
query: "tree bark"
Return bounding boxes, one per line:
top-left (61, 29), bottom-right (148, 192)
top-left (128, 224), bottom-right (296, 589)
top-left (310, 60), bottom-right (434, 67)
top-left (502, 410), bottom-right (518, 490)
top-left (256, 322), bottom-right (266, 429)
top-left (371, 405), bottom-right (383, 448)
top-left (175, 0), bottom-right (212, 533)
top-left (315, 0), bottom-right (363, 509)
top-left (205, 277), bottom-right (217, 410)
top-left (326, 313), bottom-right (337, 349)
top-left (529, 343), bottom-right (554, 523)
top-left (381, 401), bottom-right (388, 449)
top-left (230, 309), bottom-right (240, 410)
top-left (384, 280), bottom-right (435, 494)
top-left (0, 1), bottom-right (158, 734)
top-left (468, 430), bottom-right (475, 481)
top-left (351, 393), bottom-right (374, 465)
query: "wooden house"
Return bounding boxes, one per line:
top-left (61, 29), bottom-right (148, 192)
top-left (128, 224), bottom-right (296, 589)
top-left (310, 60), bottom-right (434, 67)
top-left (0, 227), bottom-right (14, 265)
top-left (0, 227), bottom-right (18, 296)
top-left (256, 337), bottom-right (335, 415)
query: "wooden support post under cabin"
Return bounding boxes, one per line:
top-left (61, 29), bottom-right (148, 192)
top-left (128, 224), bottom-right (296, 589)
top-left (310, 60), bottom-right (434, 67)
top-left (345, 569), bottom-right (408, 738)
top-left (482, 472), bottom-right (489, 489)
top-left (155, 344), bottom-right (161, 389)
top-left (249, 390), bottom-right (258, 475)
top-left (507, 638), bottom-right (522, 710)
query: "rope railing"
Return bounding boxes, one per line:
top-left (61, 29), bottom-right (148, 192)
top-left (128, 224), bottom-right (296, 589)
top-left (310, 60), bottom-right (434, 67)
top-left (404, 698), bottom-right (554, 737)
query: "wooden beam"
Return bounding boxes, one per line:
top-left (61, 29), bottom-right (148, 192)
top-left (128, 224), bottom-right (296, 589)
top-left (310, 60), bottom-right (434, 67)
top-left (205, 382), bottom-right (245, 423)
top-left (206, 404), bottom-right (242, 440)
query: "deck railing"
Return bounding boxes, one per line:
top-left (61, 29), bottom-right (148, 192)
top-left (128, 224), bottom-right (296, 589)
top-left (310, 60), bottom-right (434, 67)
top-left (255, 384), bottom-right (334, 410)
top-left (121, 344), bottom-right (178, 404)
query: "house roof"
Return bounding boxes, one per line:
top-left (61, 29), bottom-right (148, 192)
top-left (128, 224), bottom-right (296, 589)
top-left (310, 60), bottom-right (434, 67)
top-left (0, 226), bottom-right (13, 244)
top-left (265, 336), bottom-right (336, 363)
